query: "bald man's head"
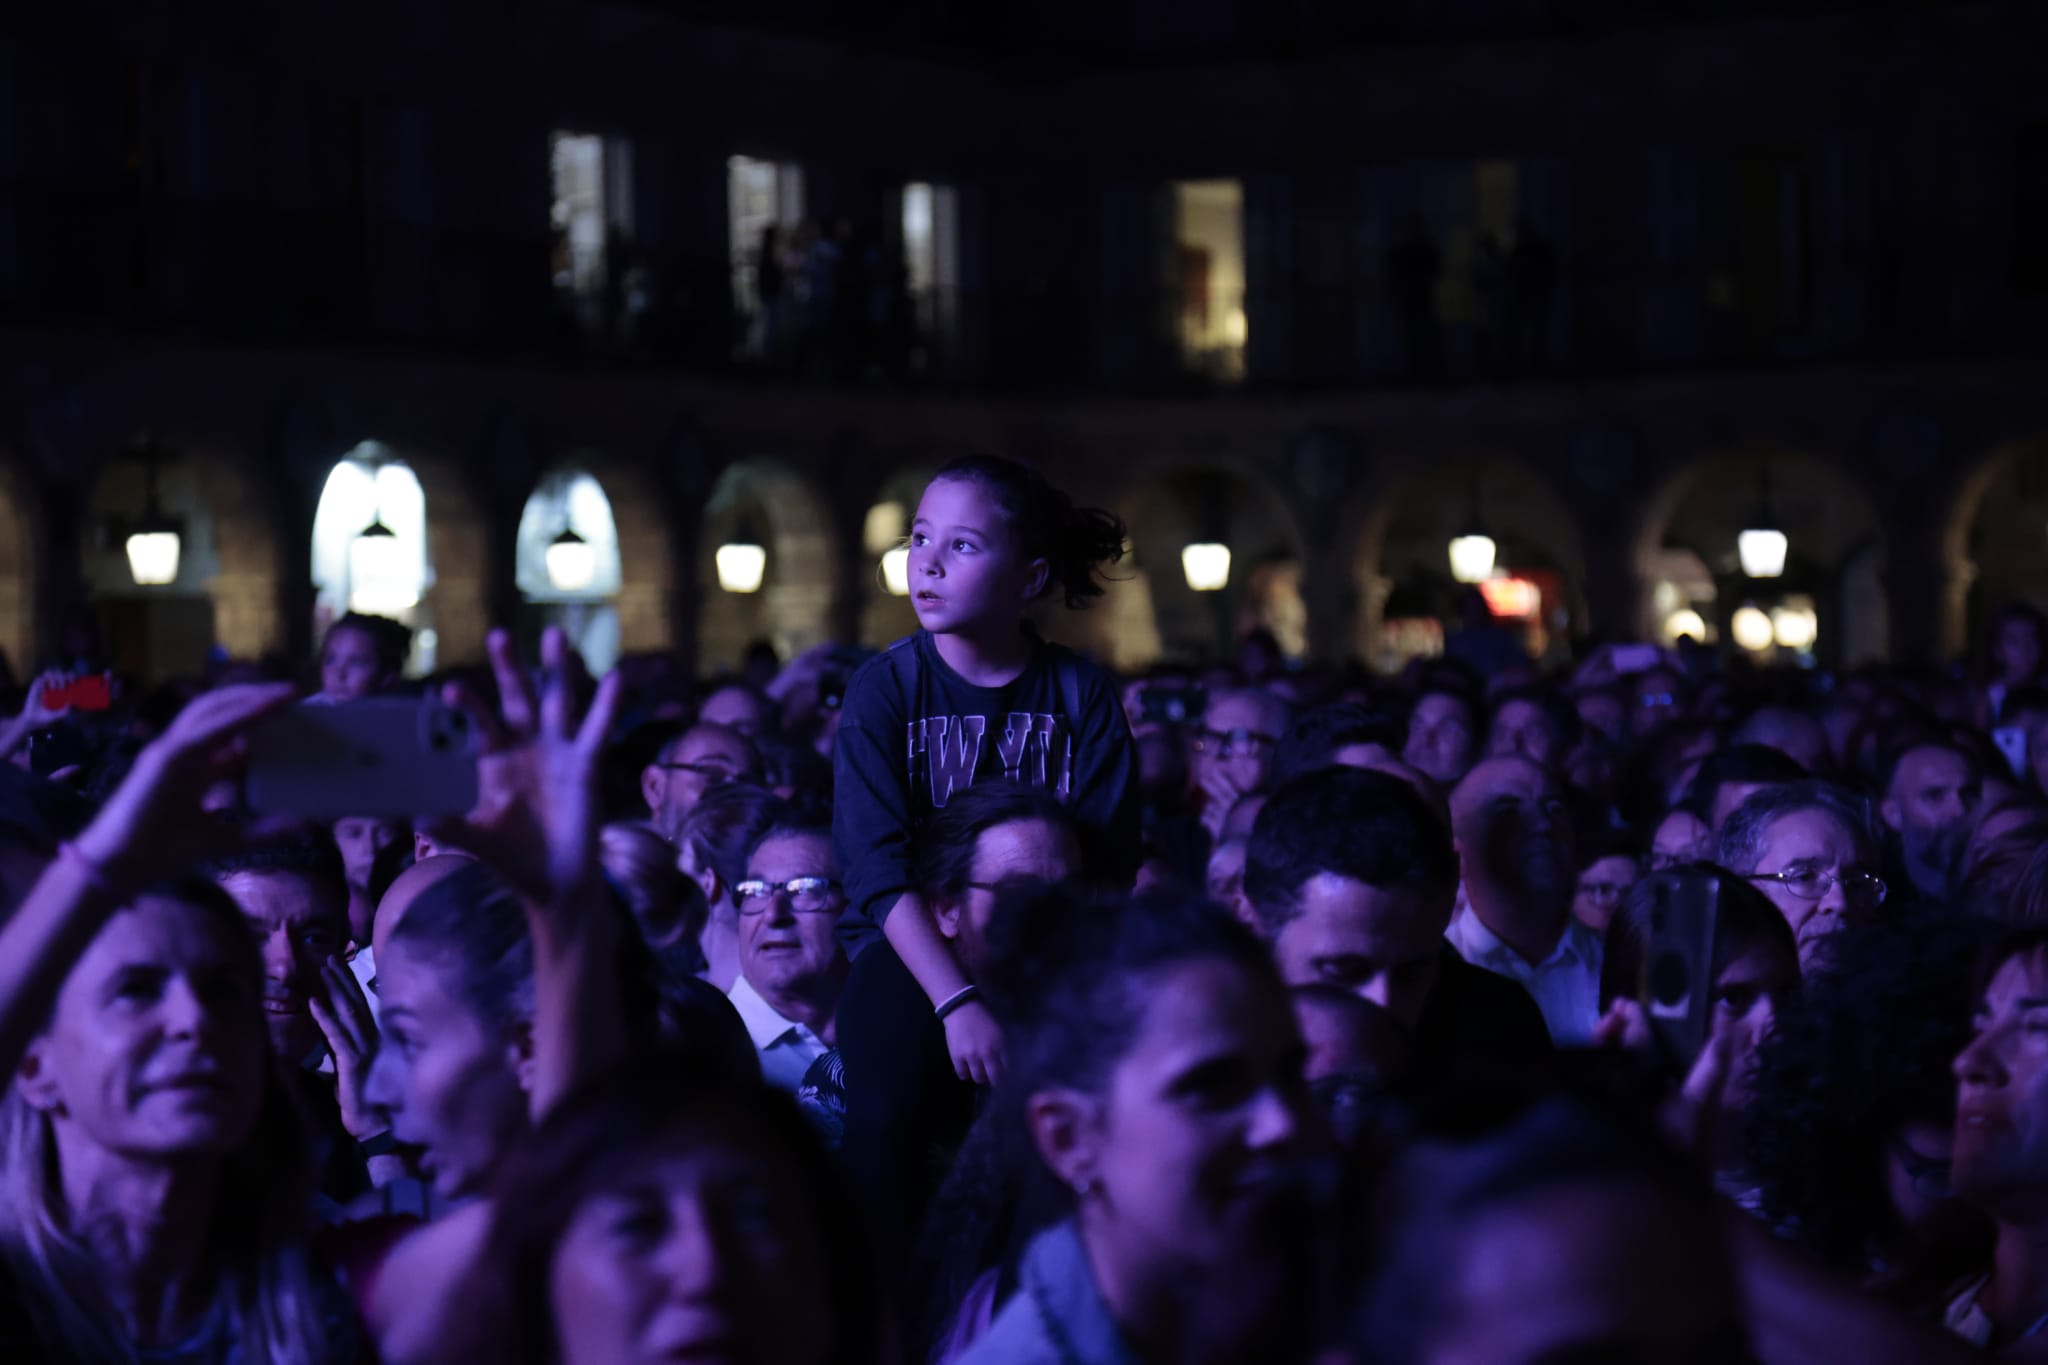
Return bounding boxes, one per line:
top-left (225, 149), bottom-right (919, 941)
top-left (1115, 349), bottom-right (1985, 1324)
top-left (1450, 756), bottom-right (1575, 918)
top-left (372, 854), bottom-right (475, 959)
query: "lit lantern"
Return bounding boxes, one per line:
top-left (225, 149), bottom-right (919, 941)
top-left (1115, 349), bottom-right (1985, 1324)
top-left (125, 527), bottom-right (181, 586)
top-left (545, 526), bottom-right (596, 593)
top-left (882, 546), bottom-right (910, 596)
top-left (1740, 468), bottom-right (1788, 578)
top-left (1448, 532), bottom-right (1497, 585)
top-left (1738, 528), bottom-right (1788, 580)
top-left (716, 541), bottom-right (767, 594)
top-left (1771, 605), bottom-right (1818, 651)
top-left (1181, 542), bottom-right (1231, 592)
top-left (1477, 576), bottom-right (1540, 619)
top-left (349, 515), bottom-right (418, 614)
top-left (1731, 605), bottom-right (1774, 653)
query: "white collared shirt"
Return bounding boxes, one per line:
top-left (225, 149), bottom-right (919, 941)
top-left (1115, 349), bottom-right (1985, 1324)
top-left (1445, 906), bottom-right (1604, 1046)
top-left (727, 973), bottom-right (830, 1093)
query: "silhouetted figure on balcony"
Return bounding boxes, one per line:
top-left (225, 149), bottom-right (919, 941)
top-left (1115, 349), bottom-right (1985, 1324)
top-left (1390, 217), bottom-right (1443, 379)
top-left (1476, 232), bottom-right (1510, 376)
top-left (756, 225), bottom-right (787, 364)
top-left (1509, 218), bottom-right (1557, 372)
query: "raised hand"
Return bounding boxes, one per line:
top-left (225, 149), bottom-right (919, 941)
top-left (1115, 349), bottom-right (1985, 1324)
top-left (428, 628), bottom-right (620, 909)
top-left (309, 955), bottom-right (384, 1142)
top-left (73, 682), bottom-right (297, 889)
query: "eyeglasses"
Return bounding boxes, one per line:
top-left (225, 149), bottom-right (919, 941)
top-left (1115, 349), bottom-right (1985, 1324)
top-left (735, 875), bottom-right (843, 914)
top-left (1193, 728), bottom-right (1279, 760)
top-left (963, 874), bottom-right (1076, 897)
top-left (1748, 867), bottom-right (1888, 907)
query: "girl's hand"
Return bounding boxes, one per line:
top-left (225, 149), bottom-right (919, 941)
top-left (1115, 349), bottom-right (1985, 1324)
top-left (428, 628), bottom-right (620, 910)
top-left (943, 1000), bottom-right (1005, 1087)
top-left (1590, 997), bottom-right (1653, 1051)
top-left (73, 682), bottom-right (297, 888)
top-left (309, 955), bottom-right (383, 1142)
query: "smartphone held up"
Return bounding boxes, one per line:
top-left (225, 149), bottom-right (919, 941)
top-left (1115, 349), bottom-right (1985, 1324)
top-left (246, 698), bottom-right (479, 820)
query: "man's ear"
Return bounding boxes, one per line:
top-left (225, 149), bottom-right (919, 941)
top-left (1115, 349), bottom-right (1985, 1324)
top-left (16, 1038), bottom-right (63, 1115)
top-left (640, 765), bottom-right (665, 816)
top-left (1024, 1087), bottom-right (1101, 1196)
top-left (1881, 797), bottom-right (1903, 833)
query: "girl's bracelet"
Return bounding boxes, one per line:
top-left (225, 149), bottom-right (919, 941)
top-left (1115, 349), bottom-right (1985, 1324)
top-left (934, 984), bottom-right (982, 1022)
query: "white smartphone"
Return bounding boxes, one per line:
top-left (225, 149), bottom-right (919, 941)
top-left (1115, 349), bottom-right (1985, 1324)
top-left (246, 699), bottom-right (479, 819)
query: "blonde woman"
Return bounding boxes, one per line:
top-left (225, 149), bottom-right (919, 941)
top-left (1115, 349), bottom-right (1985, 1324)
top-left (0, 683), bottom-right (367, 1361)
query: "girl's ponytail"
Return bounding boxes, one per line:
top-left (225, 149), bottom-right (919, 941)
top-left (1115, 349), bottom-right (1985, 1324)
top-left (932, 454), bottom-right (1127, 610)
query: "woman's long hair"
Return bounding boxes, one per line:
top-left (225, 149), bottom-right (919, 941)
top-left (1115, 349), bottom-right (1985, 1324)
top-left (0, 881), bottom-right (344, 1363)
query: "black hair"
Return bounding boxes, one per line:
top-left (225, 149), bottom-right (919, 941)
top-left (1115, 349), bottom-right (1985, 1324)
top-left (1243, 767), bottom-right (1458, 939)
top-left (1744, 905), bottom-right (1997, 1270)
top-left (1683, 743), bottom-right (1808, 812)
top-left (1485, 684), bottom-right (1583, 753)
top-left (740, 821), bottom-right (836, 876)
top-left (914, 780), bottom-right (1074, 904)
top-left (490, 1056), bottom-right (885, 1365)
top-left (1596, 863), bottom-right (1797, 1012)
top-left (1270, 701), bottom-right (1408, 786)
top-left (384, 862), bottom-right (535, 1033)
top-left (2001, 684), bottom-right (2048, 722)
top-left (981, 886), bottom-right (1279, 1103)
top-left (366, 833), bottom-right (416, 910)
top-left (1715, 779), bottom-right (1876, 875)
top-left (1358, 1098), bottom-right (1726, 1365)
top-left (1575, 827), bottom-right (1642, 872)
top-left (930, 455), bottom-right (1127, 609)
top-left (205, 833), bottom-right (350, 918)
top-left (696, 679), bottom-right (779, 734)
top-left (322, 612), bottom-right (411, 677)
top-left (1876, 729), bottom-right (1976, 799)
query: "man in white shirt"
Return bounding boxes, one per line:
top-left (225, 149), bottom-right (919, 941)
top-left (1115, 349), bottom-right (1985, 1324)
top-left (1447, 755), bottom-right (1603, 1044)
top-left (727, 823), bottom-right (849, 1092)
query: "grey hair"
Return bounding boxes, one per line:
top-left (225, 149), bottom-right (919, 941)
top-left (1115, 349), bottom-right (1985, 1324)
top-left (1716, 780), bottom-right (1878, 874)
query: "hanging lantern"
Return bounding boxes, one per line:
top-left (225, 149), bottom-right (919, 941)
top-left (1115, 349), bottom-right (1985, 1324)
top-left (1181, 542), bottom-right (1231, 592)
top-left (1739, 468), bottom-right (1788, 578)
top-left (1448, 531), bottom-right (1498, 585)
top-left (545, 526), bottom-right (596, 593)
top-left (122, 439), bottom-right (184, 586)
top-left (716, 541), bottom-right (767, 594)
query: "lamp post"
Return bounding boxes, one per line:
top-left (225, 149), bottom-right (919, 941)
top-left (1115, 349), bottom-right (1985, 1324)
top-left (716, 513), bottom-right (768, 594)
top-left (1180, 542), bottom-right (1231, 592)
top-left (1449, 475), bottom-right (1497, 584)
top-left (1739, 468), bottom-right (1788, 579)
top-left (123, 439), bottom-right (184, 587)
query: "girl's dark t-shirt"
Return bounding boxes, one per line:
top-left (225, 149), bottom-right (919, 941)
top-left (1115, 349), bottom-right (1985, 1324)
top-left (832, 629), bottom-right (1140, 947)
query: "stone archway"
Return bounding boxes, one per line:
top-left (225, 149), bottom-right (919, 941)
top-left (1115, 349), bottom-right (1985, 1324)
top-left (1353, 455), bottom-right (1586, 672)
top-left (698, 458), bottom-right (838, 670)
top-left (83, 441), bottom-right (286, 680)
top-left (1636, 449), bottom-right (1884, 667)
top-left (857, 465), bottom-right (936, 649)
top-left (1943, 438), bottom-right (2048, 662)
top-left (1097, 461), bottom-right (1306, 669)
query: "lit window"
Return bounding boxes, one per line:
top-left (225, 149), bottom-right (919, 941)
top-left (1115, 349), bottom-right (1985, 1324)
top-left (1173, 181), bottom-right (1246, 382)
top-left (312, 445), bottom-right (432, 671)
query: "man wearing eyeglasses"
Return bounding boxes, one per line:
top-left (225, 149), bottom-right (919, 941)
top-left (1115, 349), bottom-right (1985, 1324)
top-left (1191, 689), bottom-right (1292, 843)
top-left (727, 823), bottom-right (849, 1092)
top-left (1717, 780), bottom-right (1887, 966)
top-left (640, 721), bottom-right (762, 843)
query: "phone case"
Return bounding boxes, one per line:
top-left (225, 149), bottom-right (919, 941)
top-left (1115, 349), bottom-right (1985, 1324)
top-left (1642, 871), bottom-right (1720, 1072)
top-left (246, 700), bottom-right (479, 819)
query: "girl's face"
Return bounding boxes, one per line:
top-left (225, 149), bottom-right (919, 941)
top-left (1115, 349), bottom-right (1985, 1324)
top-left (19, 898), bottom-right (267, 1164)
top-left (1708, 939), bottom-right (1799, 1113)
top-left (906, 478), bottom-right (1043, 638)
top-left (549, 1110), bottom-right (834, 1365)
top-left (322, 625), bottom-right (385, 701)
top-left (363, 938), bottom-right (529, 1198)
top-left (1042, 959), bottom-right (1319, 1299)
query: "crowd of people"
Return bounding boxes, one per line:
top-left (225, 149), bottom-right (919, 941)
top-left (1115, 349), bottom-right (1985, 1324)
top-left (7, 452), bottom-right (2048, 1362)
